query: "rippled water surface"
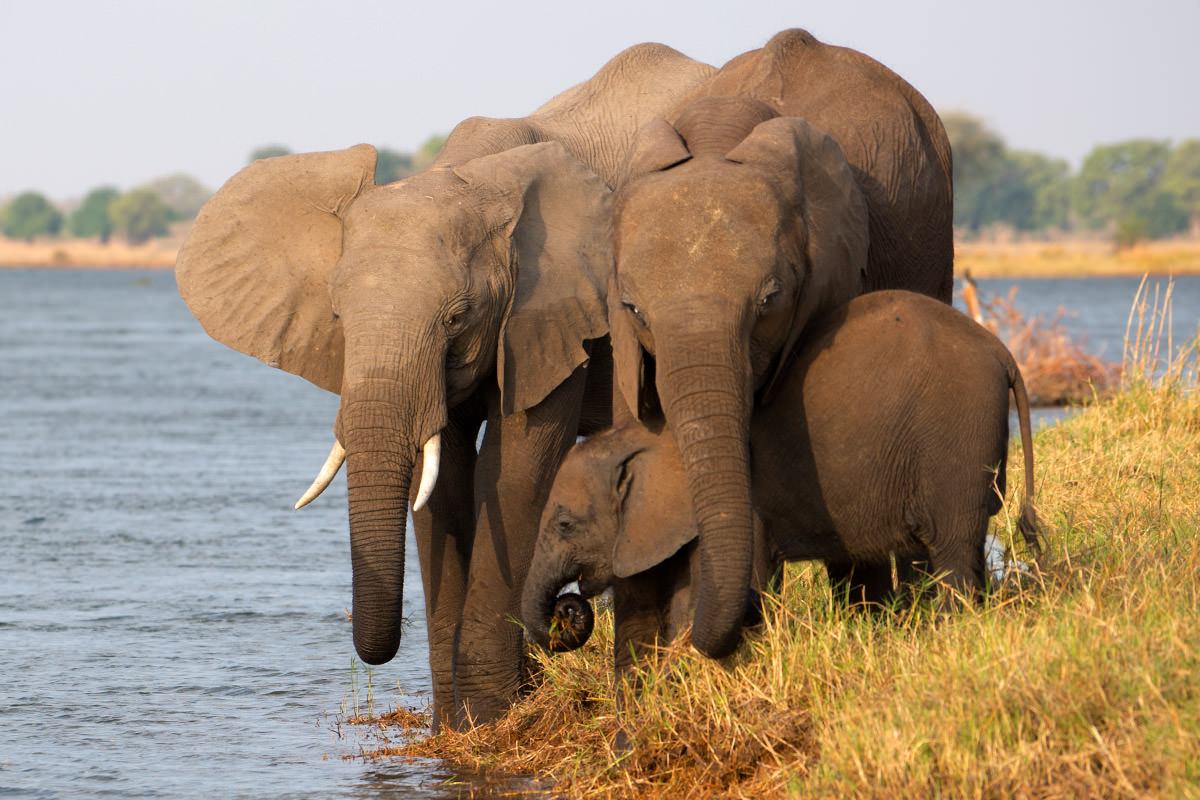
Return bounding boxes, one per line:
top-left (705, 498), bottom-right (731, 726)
top-left (1, 270), bottom-right (466, 799)
top-left (1, 269), bottom-right (1196, 798)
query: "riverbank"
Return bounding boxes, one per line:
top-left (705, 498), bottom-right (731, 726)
top-left (4, 233), bottom-right (1200, 276)
top-left (352, 293), bottom-right (1200, 798)
top-left (0, 229), bottom-right (186, 268)
top-left (955, 237), bottom-right (1200, 277)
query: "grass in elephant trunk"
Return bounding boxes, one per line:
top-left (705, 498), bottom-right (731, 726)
top-left (357, 286), bottom-right (1200, 798)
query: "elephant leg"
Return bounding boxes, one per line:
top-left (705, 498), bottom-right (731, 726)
top-left (453, 364), bottom-right (590, 727)
top-left (612, 575), bottom-right (671, 677)
top-left (825, 559), bottom-right (895, 607)
top-left (611, 568), bottom-right (677, 753)
top-left (412, 406), bottom-right (480, 733)
top-left (916, 508), bottom-right (988, 606)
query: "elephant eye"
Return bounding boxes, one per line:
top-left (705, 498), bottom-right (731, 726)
top-left (622, 301), bottom-right (645, 324)
top-left (756, 279), bottom-right (783, 313)
top-left (555, 512), bottom-right (577, 536)
top-left (443, 301), bottom-right (472, 333)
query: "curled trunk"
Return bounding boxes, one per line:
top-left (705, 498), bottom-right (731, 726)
top-left (521, 539), bottom-right (581, 652)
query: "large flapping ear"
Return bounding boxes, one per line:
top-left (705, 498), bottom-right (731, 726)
top-left (175, 144), bottom-right (377, 394)
top-left (453, 142), bottom-right (613, 416)
top-left (725, 117), bottom-right (868, 402)
top-left (611, 436), bottom-right (698, 578)
top-left (617, 118), bottom-right (692, 189)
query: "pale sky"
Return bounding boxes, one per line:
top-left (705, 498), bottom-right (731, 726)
top-left (2, 0), bottom-right (1198, 201)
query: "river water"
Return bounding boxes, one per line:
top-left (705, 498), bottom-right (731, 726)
top-left (1, 269), bottom-right (1197, 798)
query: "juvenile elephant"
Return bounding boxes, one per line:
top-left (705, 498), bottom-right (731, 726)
top-left (524, 291), bottom-right (1039, 671)
top-left (175, 43), bottom-right (714, 730)
top-left (609, 29), bottom-right (954, 657)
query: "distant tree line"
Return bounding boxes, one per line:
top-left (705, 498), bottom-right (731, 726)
top-left (0, 135), bottom-right (447, 246)
top-left (946, 112), bottom-right (1200, 246)
top-left (1, 173), bottom-right (211, 245)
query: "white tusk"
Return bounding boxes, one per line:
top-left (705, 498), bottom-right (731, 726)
top-left (411, 433), bottom-right (442, 512)
top-left (294, 441), bottom-right (346, 510)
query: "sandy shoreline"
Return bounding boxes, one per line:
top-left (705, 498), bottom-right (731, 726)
top-left (4, 235), bottom-right (1200, 277)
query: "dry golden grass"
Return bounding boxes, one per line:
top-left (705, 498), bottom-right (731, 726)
top-left (344, 283), bottom-right (1200, 799)
top-left (956, 237), bottom-right (1200, 278)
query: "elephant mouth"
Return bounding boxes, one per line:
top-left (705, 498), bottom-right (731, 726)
top-left (571, 575), bottom-right (610, 600)
top-left (547, 593), bottom-right (594, 652)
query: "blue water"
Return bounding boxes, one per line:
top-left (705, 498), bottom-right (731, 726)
top-left (0, 269), bottom-right (1196, 798)
top-left (0, 270), bottom-right (467, 798)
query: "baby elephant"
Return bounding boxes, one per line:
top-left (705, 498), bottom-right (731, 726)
top-left (521, 290), bottom-right (1039, 670)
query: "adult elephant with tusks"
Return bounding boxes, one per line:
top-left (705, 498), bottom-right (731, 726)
top-left (175, 43), bottom-right (714, 730)
top-left (609, 29), bottom-right (954, 659)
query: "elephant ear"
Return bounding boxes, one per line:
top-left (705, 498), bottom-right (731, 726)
top-left (725, 117), bottom-right (868, 401)
top-left (453, 142), bottom-right (613, 416)
top-left (618, 118), bottom-right (692, 188)
top-left (609, 283), bottom-right (648, 422)
top-left (175, 144), bottom-right (378, 394)
top-left (611, 441), bottom-right (698, 578)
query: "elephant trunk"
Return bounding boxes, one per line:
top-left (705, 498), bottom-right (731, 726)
top-left (656, 332), bottom-right (754, 658)
top-left (338, 321), bottom-right (448, 666)
top-left (520, 537), bottom-right (581, 652)
top-left (343, 404), bottom-right (414, 664)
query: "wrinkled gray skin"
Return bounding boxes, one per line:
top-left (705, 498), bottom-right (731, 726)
top-left (609, 29), bottom-right (954, 658)
top-left (175, 43), bottom-right (714, 730)
top-left (525, 292), bottom-right (1039, 667)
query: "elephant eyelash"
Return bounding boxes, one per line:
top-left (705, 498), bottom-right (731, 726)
top-left (756, 279), bottom-right (783, 311)
top-left (443, 300), bottom-right (473, 332)
top-left (621, 301), bottom-right (645, 324)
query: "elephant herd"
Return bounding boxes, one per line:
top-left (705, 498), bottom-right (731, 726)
top-left (176, 29), bottom-right (1039, 732)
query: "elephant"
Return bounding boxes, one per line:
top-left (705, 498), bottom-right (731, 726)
top-left (608, 29), bottom-right (954, 658)
top-left (175, 42), bottom-right (714, 730)
top-left (521, 420), bottom-right (779, 676)
top-left (524, 291), bottom-right (1040, 673)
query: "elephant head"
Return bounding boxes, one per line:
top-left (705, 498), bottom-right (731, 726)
top-left (609, 96), bottom-right (868, 657)
top-left (521, 422), bottom-right (698, 652)
top-left (176, 142), bottom-right (612, 665)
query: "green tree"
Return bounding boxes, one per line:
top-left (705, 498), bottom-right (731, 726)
top-left (142, 173), bottom-right (211, 220)
top-left (68, 186), bottom-right (120, 241)
top-left (109, 188), bottom-right (169, 244)
top-left (1162, 139), bottom-right (1200, 237)
top-left (375, 147), bottom-right (415, 184)
top-left (1073, 140), bottom-right (1185, 241)
top-left (942, 112), bottom-right (1009, 232)
top-left (412, 134), bottom-right (447, 172)
top-left (1011, 151), bottom-right (1072, 231)
top-left (249, 144), bottom-right (291, 162)
top-left (2, 191), bottom-right (63, 241)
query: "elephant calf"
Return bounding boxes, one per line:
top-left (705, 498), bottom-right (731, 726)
top-left (522, 290), bottom-right (1040, 671)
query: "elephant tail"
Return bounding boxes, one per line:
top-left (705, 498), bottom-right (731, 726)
top-left (1007, 354), bottom-right (1042, 558)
